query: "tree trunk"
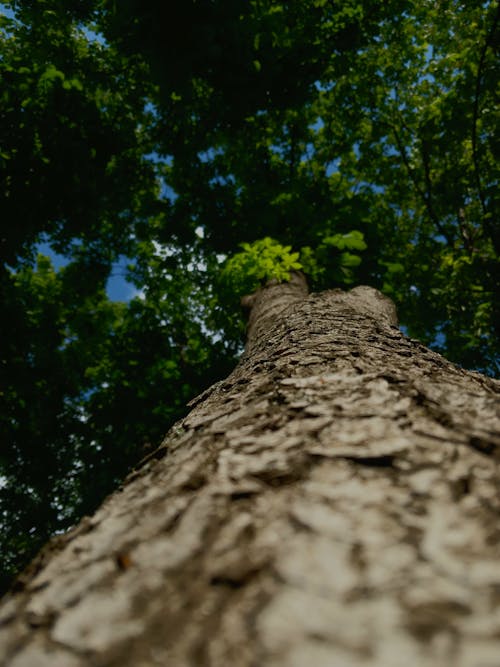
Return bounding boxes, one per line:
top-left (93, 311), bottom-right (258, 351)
top-left (1, 276), bottom-right (500, 667)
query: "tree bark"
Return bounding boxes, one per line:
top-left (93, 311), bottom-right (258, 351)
top-left (1, 278), bottom-right (500, 667)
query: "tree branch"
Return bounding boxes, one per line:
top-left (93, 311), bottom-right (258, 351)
top-left (390, 123), bottom-right (453, 246)
top-left (471, 1), bottom-right (500, 244)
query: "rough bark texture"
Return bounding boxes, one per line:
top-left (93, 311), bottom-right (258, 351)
top-left (1, 280), bottom-right (500, 667)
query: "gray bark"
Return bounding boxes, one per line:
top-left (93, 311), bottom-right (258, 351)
top-left (1, 278), bottom-right (500, 667)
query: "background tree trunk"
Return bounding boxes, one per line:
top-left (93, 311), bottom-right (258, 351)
top-left (1, 278), bottom-right (500, 667)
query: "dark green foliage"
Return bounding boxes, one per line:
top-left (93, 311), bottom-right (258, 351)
top-left (101, 0), bottom-right (402, 127)
top-left (0, 2), bottom-right (157, 267)
top-left (1, 0), bottom-right (499, 590)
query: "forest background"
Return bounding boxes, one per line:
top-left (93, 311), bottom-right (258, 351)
top-left (0, 0), bottom-right (498, 591)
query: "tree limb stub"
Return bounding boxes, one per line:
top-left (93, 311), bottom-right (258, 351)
top-left (243, 274), bottom-right (398, 355)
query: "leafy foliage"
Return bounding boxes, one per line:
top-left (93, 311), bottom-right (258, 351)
top-left (300, 230), bottom-right (368, 287)
top-left (0, 0), bottom-right (174, 280)
top-left (1, 0), bottom-right (499, 589)
top-left (221, 238), bottom-right (302, 296)
top-left (220, 231), bottom-right (368, 298)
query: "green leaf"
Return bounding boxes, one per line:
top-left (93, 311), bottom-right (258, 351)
top-left (339, 252), bottom-right (362, 267)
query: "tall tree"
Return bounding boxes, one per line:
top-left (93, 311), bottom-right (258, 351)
top-left (0, 277), bottom-right (499, 665)
top-left (0, 0), bottom-right (407, 585)
top-left (1, 0), bottom-right (499, 592)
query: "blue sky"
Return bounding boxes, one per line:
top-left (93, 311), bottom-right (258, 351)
top-left (0, 3), bottom-right (14, 19)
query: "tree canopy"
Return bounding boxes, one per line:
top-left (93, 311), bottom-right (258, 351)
top-left (1, 0), bottom-right (498, 590)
